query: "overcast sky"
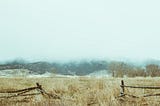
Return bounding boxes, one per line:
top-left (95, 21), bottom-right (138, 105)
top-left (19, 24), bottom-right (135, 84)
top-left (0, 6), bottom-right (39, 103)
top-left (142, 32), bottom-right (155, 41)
top-left (0, 0), bottom-right (160, 62)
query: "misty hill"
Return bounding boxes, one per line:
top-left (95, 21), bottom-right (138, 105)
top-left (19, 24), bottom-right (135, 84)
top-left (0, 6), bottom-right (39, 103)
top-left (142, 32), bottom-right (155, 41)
top-left (0, 60), bottom-right (108, 75)
top-left (1, 59), bottom-right (160, 77)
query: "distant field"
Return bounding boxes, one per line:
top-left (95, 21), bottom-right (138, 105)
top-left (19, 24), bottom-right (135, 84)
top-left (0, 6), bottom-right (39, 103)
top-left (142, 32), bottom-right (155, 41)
top-left (0, 77), bottom-right (160, 106)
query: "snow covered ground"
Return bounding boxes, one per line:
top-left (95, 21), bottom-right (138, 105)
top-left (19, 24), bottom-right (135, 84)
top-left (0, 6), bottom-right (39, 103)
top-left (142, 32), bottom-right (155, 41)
top-left (0, 69), bottom-right (30, 77)
top-left (85, 70), bottom-right (111, 78)
top-left (0, 69), bottom-right (111, 78)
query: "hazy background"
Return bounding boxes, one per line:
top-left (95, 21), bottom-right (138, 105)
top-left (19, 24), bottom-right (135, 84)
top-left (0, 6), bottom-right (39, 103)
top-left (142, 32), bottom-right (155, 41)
top-left (0, 0), bottom-right (160, 62)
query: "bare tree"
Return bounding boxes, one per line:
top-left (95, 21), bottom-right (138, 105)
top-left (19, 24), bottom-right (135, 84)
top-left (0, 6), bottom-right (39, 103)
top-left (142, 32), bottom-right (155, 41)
top-left (146, 64), bottom-right (160, 77)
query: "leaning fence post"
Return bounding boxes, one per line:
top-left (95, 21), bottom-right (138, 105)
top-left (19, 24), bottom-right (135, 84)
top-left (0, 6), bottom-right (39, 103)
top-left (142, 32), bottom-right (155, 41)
top-left (120, 80), bottom-right (125, 96)
top-left (36, 83), bottom-right (44, 95)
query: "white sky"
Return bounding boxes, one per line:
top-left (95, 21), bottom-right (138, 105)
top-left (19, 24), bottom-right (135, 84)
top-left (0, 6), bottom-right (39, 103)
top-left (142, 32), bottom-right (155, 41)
top-left (0, 0), bottom-right (160, 62)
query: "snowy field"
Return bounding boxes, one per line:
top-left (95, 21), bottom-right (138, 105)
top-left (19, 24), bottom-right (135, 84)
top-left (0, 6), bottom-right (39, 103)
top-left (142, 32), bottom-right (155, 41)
top-left (0, 69), bottom-right (111, 78)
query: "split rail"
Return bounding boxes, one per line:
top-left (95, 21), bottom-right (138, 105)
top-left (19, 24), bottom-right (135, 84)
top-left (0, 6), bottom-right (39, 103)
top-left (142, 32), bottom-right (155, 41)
top-left (0, 83), bottom-right (60, 99)
top-left (120, 80), bottom-right (160, 98)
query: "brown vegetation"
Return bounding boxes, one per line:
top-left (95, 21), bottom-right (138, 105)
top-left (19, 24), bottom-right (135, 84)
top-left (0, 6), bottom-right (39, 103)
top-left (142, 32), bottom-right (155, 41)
top-left (0, 77), bottom-right (160, 106)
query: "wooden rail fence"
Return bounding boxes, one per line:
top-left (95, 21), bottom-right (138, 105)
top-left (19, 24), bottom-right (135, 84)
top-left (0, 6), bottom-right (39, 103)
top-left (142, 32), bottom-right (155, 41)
top-left (120, 80), bottom-right (160, 98)
top-left (0, 83), bottom-right (60, 99)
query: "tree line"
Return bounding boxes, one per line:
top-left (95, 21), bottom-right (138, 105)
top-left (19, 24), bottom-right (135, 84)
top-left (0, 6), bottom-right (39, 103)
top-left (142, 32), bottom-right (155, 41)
top-left (108, 61), bottom-right (160, 77)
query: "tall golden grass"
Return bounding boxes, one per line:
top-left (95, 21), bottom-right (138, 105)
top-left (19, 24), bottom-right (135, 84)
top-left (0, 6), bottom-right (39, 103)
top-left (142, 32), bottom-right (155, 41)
top-left (0, 77), bottom-right (160, 106)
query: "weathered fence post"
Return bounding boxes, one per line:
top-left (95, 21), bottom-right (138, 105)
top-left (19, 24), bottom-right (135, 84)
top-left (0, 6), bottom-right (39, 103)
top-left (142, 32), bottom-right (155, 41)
top-left (120, 80), bottom-right (125, 96)
top-left (36, 83), bottom-right (44, 95)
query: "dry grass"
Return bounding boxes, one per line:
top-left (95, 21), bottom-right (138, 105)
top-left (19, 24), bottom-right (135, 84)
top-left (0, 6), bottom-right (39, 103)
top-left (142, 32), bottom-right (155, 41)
top-left (0, 77), bottom-right (160, 106)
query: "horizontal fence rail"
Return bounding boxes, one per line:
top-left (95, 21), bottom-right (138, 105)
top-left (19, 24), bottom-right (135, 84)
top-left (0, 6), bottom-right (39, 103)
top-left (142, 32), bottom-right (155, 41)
top-left (120, 85), bottom-right (160, 89)
top-left (0, 86), bottom-right (39, 93)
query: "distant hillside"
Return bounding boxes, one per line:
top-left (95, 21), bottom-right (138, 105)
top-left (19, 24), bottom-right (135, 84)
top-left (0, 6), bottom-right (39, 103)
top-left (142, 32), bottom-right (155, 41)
top-left (1, 59), bottom-right (160, 77)
top-left (0, 60), bottom-right (108, 75)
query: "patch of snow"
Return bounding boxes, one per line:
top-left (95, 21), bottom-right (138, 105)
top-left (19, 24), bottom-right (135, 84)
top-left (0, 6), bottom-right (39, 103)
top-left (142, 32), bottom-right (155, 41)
top-left (0, 69), bottom-right (30, 77)
top-left (86, 70), bottom-right (111, 78)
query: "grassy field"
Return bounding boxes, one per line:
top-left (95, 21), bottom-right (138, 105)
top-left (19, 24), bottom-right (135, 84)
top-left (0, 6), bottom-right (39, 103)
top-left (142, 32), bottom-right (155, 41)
top-left (0, 77), bottom-right (160, 106)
